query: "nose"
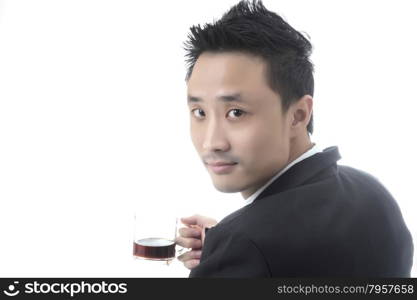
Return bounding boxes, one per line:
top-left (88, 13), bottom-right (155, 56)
top-left (202, 118), bottom-right (230, 153)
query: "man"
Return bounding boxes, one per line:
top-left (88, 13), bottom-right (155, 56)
top-left (176, 0), bottom-right (413, 277)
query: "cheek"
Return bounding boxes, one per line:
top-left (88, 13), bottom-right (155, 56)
top-left (233, 121), bottom-right (288, 168)
top-left (190, 124), bottom-right (203, 151)
top-left (245, 133), bottom-right (281, 161)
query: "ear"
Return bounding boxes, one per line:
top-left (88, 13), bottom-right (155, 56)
top-left (290, 95), bottom-right (313, 135)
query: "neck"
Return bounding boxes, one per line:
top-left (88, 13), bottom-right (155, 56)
top-left (288, 132), bottom-right (314, 164)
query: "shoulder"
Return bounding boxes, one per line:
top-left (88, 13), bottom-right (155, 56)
top-left (336, 164), bottom-right (389, 193)
top-left (217, 164), bottom-right (403, 245)
top-left (208, 165), bottom-right (412, 276)
top-left (335, 165), bottom-right (402, 213)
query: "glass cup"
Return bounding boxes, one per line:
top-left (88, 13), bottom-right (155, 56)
top-left (132, 212), bottom-right (185, 265)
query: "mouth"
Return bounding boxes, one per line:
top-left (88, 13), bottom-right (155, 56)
top-left (205, 162), bottom-right (238, 174)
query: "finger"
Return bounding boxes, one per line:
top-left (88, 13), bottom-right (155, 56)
top-left (175, 236), bottom-right (202, 249)
top-left (184, 259), bottom-right (200, 270)
top-left (180, 215), bottom-right (200, 226)
top-left (179, 227), bottom-right (201, 238)
top-left (177, 250), bottom-right (202, 262)
top-left (181, 214), bottom-right (218, 228)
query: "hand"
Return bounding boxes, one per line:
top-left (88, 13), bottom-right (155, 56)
top-left (176, 214), bottom-right (218, 270)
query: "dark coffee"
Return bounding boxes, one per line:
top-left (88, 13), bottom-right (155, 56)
top-left (133, 237), bottom-right (176, 260)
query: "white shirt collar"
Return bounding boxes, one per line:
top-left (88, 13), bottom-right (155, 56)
top-left (243, 143), bottom-right (322, 206)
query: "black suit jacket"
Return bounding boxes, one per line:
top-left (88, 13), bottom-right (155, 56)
top-left (189, 146), bottom-right (414, 277)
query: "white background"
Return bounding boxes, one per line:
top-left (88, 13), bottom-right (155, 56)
top-left (0, 0), bottom-right (416, 277)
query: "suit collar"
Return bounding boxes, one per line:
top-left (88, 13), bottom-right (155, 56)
top-left (254, 146), bottom-right (341, 202)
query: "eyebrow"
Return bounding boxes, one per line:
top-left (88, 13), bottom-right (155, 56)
top-left (187, 93), bottom-right (245, 103)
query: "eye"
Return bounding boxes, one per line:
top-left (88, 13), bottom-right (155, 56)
top-left (191, 108), bottom-right (205, 119)
top-left (227, 109), bottom-right (245, 119)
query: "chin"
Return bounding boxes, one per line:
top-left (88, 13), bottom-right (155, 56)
top-left (212, 180), bottom-right (244, 194)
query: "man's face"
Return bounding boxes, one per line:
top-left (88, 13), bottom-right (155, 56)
top-left (187, 52), bottom-right (293, 198)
